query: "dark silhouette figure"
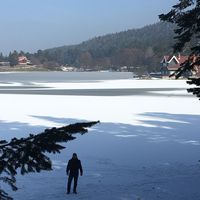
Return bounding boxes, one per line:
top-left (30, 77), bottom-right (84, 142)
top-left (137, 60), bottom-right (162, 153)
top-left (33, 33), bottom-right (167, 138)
top-left (66, 153), bottom-right (83, 194)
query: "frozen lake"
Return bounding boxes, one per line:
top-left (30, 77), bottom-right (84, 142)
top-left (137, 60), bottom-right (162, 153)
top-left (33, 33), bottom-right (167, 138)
top-left (0, 72), bottom-right (200, 200)
top-left (0, 71), bottom-right (132, 82)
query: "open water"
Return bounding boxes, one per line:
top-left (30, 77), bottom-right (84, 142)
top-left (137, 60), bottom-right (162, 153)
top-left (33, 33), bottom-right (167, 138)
top-left (0, 72), bottom-right (133, 83)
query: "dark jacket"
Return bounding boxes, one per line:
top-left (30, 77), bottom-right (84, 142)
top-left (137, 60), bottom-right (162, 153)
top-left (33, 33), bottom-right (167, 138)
top-left (66, 158), bottom-right (83, 176)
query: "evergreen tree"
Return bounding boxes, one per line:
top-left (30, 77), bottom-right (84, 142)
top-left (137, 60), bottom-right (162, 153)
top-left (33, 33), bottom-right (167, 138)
top-left (159, 0), bottom-right (200, 99)
top-left (0, 53), bottom-right (4, 61)
top-left (8, 51), bottom-right (18, 67)
top-left (0, 121), bottom-right (99, 200)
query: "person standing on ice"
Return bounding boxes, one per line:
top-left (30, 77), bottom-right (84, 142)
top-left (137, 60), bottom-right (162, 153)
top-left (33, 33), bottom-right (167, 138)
top-left (66, 153), bottom-right (83, 194)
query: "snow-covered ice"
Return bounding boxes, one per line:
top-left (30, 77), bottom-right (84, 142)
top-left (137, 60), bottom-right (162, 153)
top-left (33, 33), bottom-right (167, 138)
top-left (1, 78), bottom-right (200, 200)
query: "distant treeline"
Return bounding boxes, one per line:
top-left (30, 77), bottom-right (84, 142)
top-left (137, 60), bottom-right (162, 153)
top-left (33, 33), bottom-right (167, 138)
top-left (0, 22), bottom-right (181, 72)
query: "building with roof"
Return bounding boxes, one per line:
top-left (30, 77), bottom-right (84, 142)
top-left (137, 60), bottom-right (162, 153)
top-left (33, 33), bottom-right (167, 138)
top-left (160, 54), bottom-right (200, 77)
top-left (18, 56), bottom-right (31, 65)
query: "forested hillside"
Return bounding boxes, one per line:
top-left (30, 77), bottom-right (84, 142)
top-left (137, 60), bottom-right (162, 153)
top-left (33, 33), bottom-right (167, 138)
top-left (36, 22), bottom-right (176, 71)
top-left (4, 22), bottom-right (178, 72)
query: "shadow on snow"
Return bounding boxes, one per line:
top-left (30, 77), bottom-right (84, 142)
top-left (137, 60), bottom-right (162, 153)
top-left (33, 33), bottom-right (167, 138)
top-left (1, 113), bottom-right (200, 200)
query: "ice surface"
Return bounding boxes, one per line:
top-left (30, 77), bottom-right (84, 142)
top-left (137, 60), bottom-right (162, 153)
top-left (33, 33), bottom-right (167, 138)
top-left (0, 79), bottom-right (200, 200)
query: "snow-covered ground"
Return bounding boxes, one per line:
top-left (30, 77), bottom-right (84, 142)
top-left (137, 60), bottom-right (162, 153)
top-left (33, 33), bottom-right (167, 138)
top-left (1, 79), bottom-right (200, 200)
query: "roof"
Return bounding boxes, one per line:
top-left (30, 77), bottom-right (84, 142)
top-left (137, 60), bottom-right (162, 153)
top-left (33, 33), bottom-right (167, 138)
top-left (162, 55), bottom-right (189, 71)
top-left (167, 64), bottom-right (180, 70)
top-left (162, 55), bottom-right (188, 64)
top-left (18, 56), bottom-right (28, 62)
top-left (177, 55), bottom-right (188, 64)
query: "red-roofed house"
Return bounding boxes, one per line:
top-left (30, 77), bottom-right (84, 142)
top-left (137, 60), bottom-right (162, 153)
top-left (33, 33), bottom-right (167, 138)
top-left (18, 56), bottom-right (31, 65)
top-left (160, 54), bottom-right (196, 77)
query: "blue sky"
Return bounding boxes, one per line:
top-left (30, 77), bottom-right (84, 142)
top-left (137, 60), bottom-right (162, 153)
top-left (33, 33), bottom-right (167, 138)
top-left (0, 0), bottom-right (178, 55)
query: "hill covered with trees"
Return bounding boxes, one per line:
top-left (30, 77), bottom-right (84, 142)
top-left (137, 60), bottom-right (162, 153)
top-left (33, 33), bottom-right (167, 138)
top-left (2, 22), bottom-right (178, 72)
top-left (33, 22), bottom-right (176, 72)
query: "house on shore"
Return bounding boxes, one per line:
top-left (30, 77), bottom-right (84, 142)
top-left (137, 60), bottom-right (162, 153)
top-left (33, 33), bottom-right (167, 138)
top-left (160, 54), bottom-right (200, 77)
top-left (18, 56), bottom-right (31, 65)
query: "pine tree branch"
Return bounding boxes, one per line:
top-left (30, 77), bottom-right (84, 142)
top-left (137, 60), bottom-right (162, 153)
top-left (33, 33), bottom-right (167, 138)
top-left (159, 0), bottom-right (200, 100)
top-left (0, 120), bottom-right (100, 200)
